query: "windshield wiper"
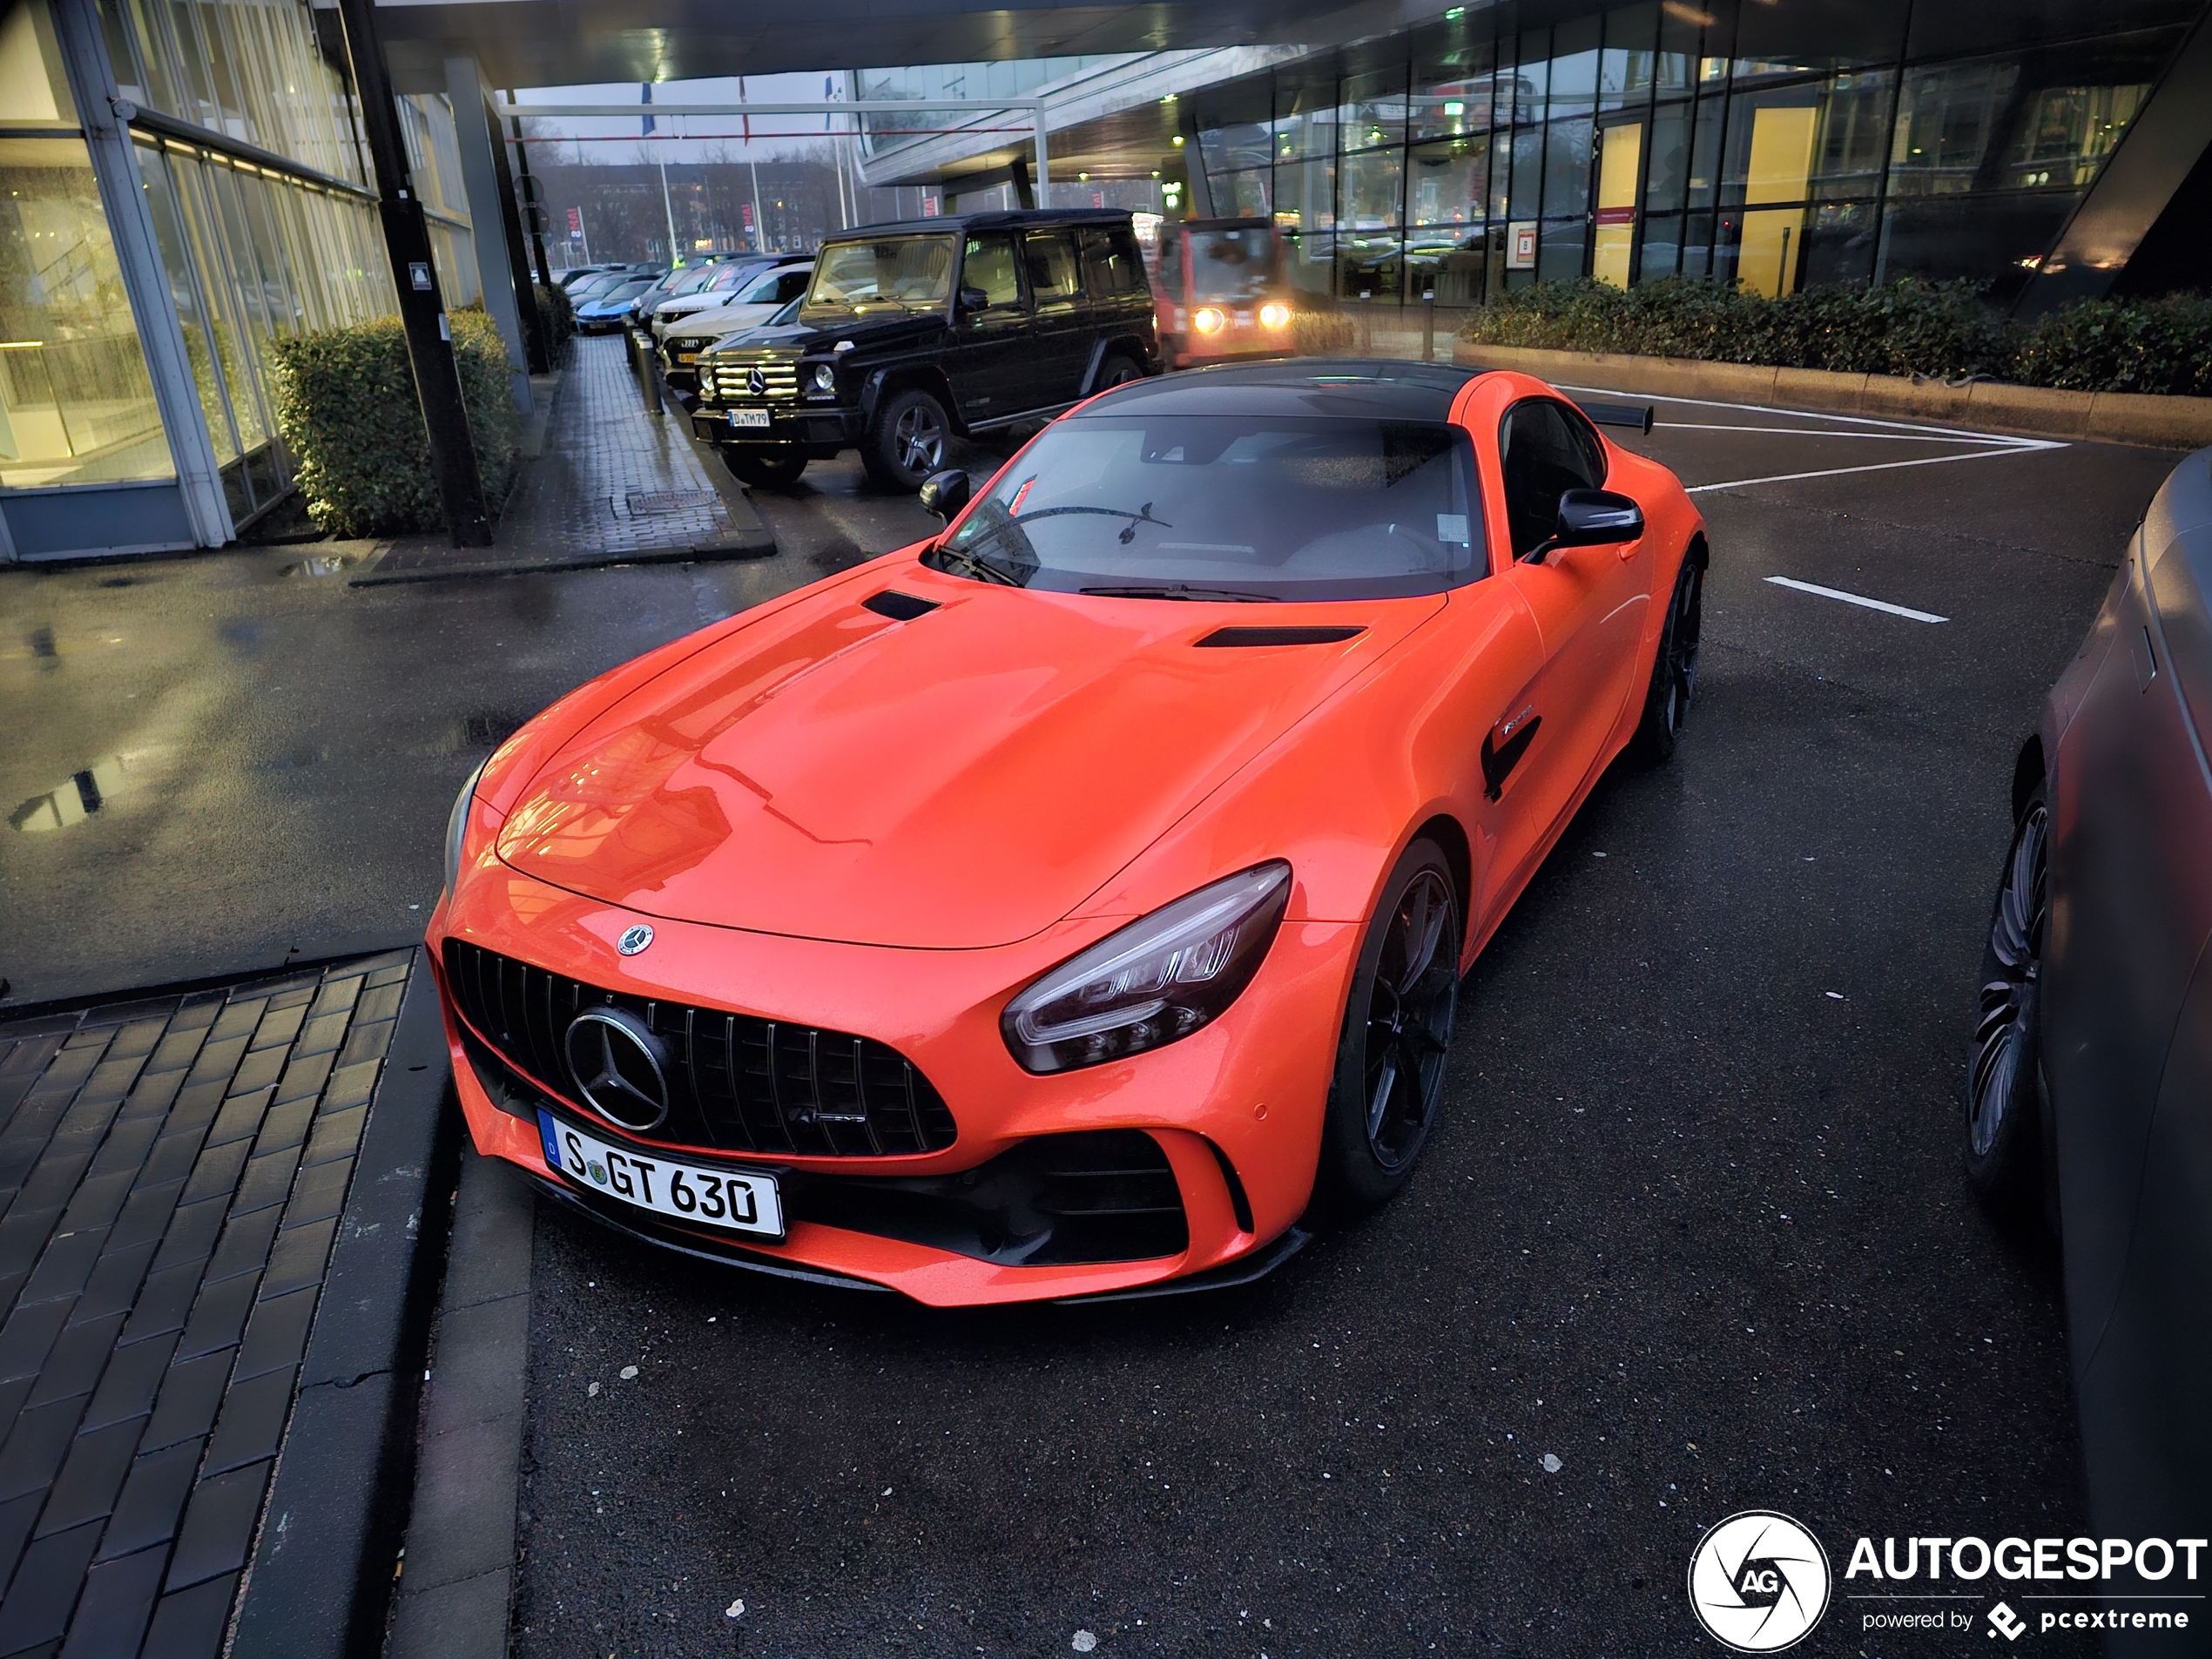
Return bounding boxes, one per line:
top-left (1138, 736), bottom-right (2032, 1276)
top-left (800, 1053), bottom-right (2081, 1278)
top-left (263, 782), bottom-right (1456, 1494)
top-left (931, 543), bottom-right (1024, 586)
top-left (1079, 583), bottom-right (1278, 603)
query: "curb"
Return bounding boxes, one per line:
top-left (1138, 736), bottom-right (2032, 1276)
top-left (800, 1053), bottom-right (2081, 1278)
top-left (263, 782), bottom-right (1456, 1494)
top-left (1449, 341), bottom-right (2212, 449)
top-left (232, 950), bottom-right (462, 1659)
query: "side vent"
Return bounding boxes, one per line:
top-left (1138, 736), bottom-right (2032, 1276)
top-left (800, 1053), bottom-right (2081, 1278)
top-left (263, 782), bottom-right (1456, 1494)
top-left (1195, 624), bottom-right (1366, 648)
top-left (863, 590), bottom-right (940, 621)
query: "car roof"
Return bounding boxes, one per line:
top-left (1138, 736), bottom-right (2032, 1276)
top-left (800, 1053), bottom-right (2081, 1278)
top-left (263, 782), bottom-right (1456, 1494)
top-left (819, 209), bottom-right (1130, 242)
top-left (1077, 359), bottom-right (1486, 421)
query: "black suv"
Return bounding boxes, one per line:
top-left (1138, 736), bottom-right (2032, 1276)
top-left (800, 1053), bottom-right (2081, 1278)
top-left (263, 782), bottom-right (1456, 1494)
top-left (691, 210), bottom-right (1157, 490)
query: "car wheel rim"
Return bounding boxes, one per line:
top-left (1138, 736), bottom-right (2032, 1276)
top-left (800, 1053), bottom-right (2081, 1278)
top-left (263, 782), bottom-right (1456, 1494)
top-left (895, 405), bottom-right (944, 474)
top-left (1970, 802), bottom-right (2047, 1157)
top-left (1662, 563), bottom-right (1703, 734)
top-left (1362, 869), bottom-right (1458, 1170)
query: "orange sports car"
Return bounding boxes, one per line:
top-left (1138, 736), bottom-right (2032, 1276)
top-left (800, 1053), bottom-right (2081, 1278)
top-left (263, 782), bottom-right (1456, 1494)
top-left (428, 360), bottom-right (1706, 1306)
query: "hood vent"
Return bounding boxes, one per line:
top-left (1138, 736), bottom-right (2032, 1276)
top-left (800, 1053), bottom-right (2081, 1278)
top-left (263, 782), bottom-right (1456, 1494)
top-left (862, 590), bottom-right (940, 621)
top-left (1195, 624), bottom-right (1365, 648)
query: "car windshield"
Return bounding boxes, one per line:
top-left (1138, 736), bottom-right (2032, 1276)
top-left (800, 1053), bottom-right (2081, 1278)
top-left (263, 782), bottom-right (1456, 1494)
top-left (737, 265), bottom-right (797, 302)
top-left (802, 235), bottom-right (954, 318)
top-left (924, 415), bottom-right (1483, 601)
top-left (594, 279), bottom-right (655, 304)
top-left (1187, 228), bottom-right (1284, 300)
top-left (667, 266), bottom-right (722, 296)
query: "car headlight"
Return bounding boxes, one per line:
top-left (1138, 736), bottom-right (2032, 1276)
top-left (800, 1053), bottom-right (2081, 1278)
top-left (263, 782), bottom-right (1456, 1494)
top-left (443, 760), bottom-right (485, 897)
top-left (1191, 305), bottom-right (1226, 334)
top-left (1001, 862), bottom-right (1291, 1074)
top-left (811, 362), bottom-right (836, 392)
top-left (1259, 301), bottom-right (1292, 329)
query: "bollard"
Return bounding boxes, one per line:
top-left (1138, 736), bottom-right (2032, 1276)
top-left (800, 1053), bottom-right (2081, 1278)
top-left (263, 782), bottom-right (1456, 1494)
top-left (1422, 287), bottom-right (1436, 362)
top-left (630, 329), bottom-right (663, 416)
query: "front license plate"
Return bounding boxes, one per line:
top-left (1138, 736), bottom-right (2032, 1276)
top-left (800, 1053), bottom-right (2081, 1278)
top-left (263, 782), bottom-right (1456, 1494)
top-left (726, 408), bottom-right (771, 428)
top-left (676, 350), bottom-right (699, 364)
top-left (537, 1110), bottom-right (785, 1239)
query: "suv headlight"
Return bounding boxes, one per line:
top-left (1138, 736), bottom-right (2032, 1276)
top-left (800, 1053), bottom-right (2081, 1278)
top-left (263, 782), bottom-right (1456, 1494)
top-left (443, 760), bottom-right (485, 897)
top-left (1001, 863), bottom-right (1291, 1074)
top-left (811, 362), bottom-right (836, 392)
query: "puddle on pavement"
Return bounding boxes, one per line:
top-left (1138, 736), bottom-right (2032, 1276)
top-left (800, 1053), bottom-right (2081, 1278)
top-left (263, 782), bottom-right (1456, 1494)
top-left (286, 554), bottom-right (354, 577)
top-left (10, 752), bottom-right (152, 832)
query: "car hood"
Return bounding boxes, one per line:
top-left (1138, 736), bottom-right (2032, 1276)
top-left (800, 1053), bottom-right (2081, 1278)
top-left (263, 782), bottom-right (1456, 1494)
top-left (495, 572), bottom-right (1440, 948)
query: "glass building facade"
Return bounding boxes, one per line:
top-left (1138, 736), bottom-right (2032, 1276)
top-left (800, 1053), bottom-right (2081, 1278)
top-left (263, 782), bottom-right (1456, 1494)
top-left (1, 0), bottom-right (482, 550)
top-left (1182, 0), bottom-right (2203, 307)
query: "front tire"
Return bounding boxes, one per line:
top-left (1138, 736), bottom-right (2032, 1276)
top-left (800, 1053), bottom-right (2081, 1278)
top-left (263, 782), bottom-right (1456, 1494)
top-left (1312, 839), bottom-right (1461, 1213)
top-left (725, 449), bottom-right (807, 489)
top-left (1966, 784), bottom-right (2050, 1214)
top-left (1094, 352), bottom-right (1143, 391)
top-left (1631, 543), bottom-right (1705, 762)
top-left (862, 387), bottom-right (951, 490)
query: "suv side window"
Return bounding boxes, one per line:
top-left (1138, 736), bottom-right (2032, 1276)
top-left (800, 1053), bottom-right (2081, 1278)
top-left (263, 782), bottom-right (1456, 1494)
top-left (962, 234), bottom-right (1022, 307)
top-left (1501, 399), bottom-right (1605, 558)
top-left (1024, 233), bottom-right (1082, 300)
top-left (1080, 227), bottom-right (1142, 295)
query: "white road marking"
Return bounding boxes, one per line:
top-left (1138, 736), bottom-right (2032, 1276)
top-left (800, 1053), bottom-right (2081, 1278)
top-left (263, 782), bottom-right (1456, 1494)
top-left (1554, 381), bottom-right (2057, 445)
top-left (1684, 445), bottom-right (2061, 496)
top-left (1764, 575), bottom-right (1948, 624)
top-left (1657, 423), bottom-right (2000, 442)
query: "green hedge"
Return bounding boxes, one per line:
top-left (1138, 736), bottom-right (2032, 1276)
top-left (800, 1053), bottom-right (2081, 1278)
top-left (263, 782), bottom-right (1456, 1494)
top-left (1456, 278), bottom-right (2212, 396)
top-left (534, 280), bottom-right (575, 351)
top-left (269, 308), bottom-right (521, 538)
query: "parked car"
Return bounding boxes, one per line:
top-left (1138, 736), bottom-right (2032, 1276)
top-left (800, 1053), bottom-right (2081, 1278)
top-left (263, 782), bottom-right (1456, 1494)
top-left (556, 264), bottom-right (618, 290)
top-left (1965, 445), bottom-right (2212, 1596)
top-left (691, 209), bottom-right (1157, 489)
top-left (428, 358), bottom-right (1701, 1305)
top-left (1152, 217), bottom-right (1299, 370)
top-left (622, 260), bottom-right (732, 330)
top-left (574, 273), bottom-right (664, 334)
top-left (659, 258), bottom-right (817, 390)
top-left (649, 256), bottom-right (786, 341)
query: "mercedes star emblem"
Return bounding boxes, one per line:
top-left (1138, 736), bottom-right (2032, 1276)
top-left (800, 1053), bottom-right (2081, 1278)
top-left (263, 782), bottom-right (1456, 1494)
top-left (563, 1006), bottom-right (671, 1131)
top-left (617, 923), bottom-right (654, 955)
top-left (746, 365), bottom-right (767, 395)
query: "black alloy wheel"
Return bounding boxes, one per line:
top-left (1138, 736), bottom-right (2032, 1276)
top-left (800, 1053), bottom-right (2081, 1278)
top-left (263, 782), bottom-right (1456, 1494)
top-left (1632, 543), bottom-right (1705, 761)
top-left (864, 387), bottom-right (952, 490)
top-left (1966, 785), bottom-right (2051, 1213)
top-left (1094, 353), bottom-right (1142, 391)
top-left (725, 449), bottom-right (807, 489)
top-left (1313, 839), bottom-right (1462, 1211)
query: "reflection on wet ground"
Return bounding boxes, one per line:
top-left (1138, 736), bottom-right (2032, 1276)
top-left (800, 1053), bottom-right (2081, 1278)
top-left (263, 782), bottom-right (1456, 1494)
top-left (10, 752), bottom-right (149, 832)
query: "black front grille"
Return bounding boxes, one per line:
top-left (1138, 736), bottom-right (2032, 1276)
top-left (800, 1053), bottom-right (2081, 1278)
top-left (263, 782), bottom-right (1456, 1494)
top-left (442, 941), bottom-right (957, 1157)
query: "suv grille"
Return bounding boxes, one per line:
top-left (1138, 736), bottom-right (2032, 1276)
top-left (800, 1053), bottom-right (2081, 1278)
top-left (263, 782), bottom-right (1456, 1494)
top-left (706, 351), bottom-right (799, 402)
top-left (442, 940), bottom-right (957, 1157)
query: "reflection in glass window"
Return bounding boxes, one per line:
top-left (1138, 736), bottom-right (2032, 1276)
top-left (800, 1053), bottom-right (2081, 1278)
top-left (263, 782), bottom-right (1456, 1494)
top-left (2005, 83), bottom-right (2148, 189)
top-left (0, 138), bottom-right (170, 488)
top-left (1889, 63), bottom-right (2022, 195)
top-left (1600, 3), bottom-right (1658, 112)
top-left (1541, 119), bottom-right (1593, 218)
top-left (1413, 37), bottom-right (1498, 141)
top-left (0, 0), bottom-right (77, 127)
top-left (1339, 64), bottom-right (1410, 153)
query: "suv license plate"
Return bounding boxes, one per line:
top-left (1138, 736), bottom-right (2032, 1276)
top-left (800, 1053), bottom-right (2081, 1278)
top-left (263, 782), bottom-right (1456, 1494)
top-left (727, 408), bottom-right (771, 428)
top-left (537, 1110), bottom-right (785, 1239)
top-left (675, 350), bottom-right (698, 364)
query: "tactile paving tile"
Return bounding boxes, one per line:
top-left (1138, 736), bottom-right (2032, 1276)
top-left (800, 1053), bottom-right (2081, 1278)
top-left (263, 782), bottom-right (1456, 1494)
top-left (0, 951), bottom-right (415, 1659)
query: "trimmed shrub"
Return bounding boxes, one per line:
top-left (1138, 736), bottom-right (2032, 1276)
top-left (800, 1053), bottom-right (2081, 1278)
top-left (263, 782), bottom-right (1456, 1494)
top-left (535, 280), bottom-right (575, 352)
top-left (1455, 277), bottom-right (2209, 394)
top-left (270, 309), bottom-right (521, 537)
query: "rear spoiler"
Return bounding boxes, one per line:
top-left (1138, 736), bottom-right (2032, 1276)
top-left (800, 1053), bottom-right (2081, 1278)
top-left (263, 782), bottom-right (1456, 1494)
top-left (1575, 398), bottom-right (1656, 435)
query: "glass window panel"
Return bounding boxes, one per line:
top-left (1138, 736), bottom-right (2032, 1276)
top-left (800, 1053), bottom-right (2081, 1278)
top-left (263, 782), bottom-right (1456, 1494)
top-left (0, 0), bottom-right (78, 126)
top-left (1906, 0), bottom-right (2196, 61)
top-left (1813, 70), bottom-right (1895, 198)
top-left (1601, 3), bottom-right (1658, 112)
top-left (1655, 3), bottom-right (1700, 97)
top-left (1507, 124), bottom-right (1544, 221)
top-left (1213, 166), bottom-right (1271, 218)
top-left (1197, 122), bottom-right (1271, 179)
top-left (1336, 228), bottom-right (1399, 300)
top-left (1736, 0), bottom-right (1905, 75)
top-left (1541, 118), bottom-right (1593, 219)
top-left (1281, 231), bottom-right (1333, 297)
top-left (1413, 36), bottom-right (1497, 141)
top-left (1273, 154), bottom-right (1335, 235)
top-left (1878, 192), bottom-right (2076, 288)
top-left (136, 142), bottom-right (238, 463)
top-left (1407, 137), bottom-right (1488, 229)
top-left (1535, 216), bottom-right (1586, 281)
top-left (1889, 61), bottom-right (2018, 196)
top-left (1804, 199), bottom-right (1880, 287)
top-left (1636, 211), bottom-right (1683, 281)
top-left (1549, 16), bottom-right (1601, 119)
top-left (0, 136), bottom-right (171, 489)
top-left (1681, 209), bottom-right (1716, 279)
top-left (1645, 102), bottom-right (1690, 212)
top-left (1688, 97), bottom-right (1723, 208)
top-left (1339, 148), bottom-right (1404, 231)
top-left (1514, 30), bottom-right (1551, 105)
top-left (1339, 62), bottom-right (1409, 153)
top-left (1271, 78), bottom-right (1338, 164)
top-left (1721, 84), bottom-right (1823, 208)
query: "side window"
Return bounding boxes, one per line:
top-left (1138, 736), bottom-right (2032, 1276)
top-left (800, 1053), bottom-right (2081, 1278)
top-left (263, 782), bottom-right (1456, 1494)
top-left (961, 233), bottom-right (1022, 307)
top-left (774, 271), bottom-right (812, 302)
top-left (1500, 400), bottom-right (1603, 558)
top-left (1080, 228), bottom-right (1142, 295)
top-left (1025, 233), bottom-right (1082, 301)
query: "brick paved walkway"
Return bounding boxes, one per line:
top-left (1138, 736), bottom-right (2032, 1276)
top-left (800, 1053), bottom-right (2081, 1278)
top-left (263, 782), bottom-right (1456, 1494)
top-left (0, 951), bottom-right (413, 1658)
top-left (361, 336), bottom-right (769, 581)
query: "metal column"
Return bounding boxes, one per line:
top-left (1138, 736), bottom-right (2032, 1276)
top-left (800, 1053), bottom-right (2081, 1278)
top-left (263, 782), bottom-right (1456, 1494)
top-left (445, 56), bottom-right (532, 411)
top-left (335, 0), bottom-right (490, 546)
top-left (47, 0), bottom-right (232, 549)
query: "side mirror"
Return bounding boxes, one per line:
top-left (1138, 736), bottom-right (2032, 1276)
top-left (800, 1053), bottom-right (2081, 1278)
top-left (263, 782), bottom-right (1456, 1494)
top-left (1546, 488), bottom-right (1643, 553)
top-left (919, 469), bottom-right (972, 520)
top-left (956, 286), bottom-right (991, 315)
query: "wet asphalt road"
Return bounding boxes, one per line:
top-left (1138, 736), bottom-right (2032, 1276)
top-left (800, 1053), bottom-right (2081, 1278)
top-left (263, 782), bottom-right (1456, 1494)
top-left (0, 396), bottom-right (2184, 1656)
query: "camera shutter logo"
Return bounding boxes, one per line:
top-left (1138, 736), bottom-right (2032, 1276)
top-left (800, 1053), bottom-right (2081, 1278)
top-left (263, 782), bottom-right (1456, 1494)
top-left (1687, 1511), bottom-right (1831, 1652)
top-left (564, 1006), bottom-right (671, 1131)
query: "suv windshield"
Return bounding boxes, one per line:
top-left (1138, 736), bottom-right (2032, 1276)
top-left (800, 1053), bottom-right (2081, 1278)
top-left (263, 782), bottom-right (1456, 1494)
top-left (803, 235), bottom-right (955, 318)
top-left (924, 415), bottom-right (1482, 602)
top-left (1187, 228), bottom-right (1283, 301)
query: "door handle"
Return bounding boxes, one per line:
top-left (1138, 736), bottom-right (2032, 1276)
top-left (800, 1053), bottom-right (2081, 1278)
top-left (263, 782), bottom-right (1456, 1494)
top-left (1481, 705), bottom-right (1541, 801)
